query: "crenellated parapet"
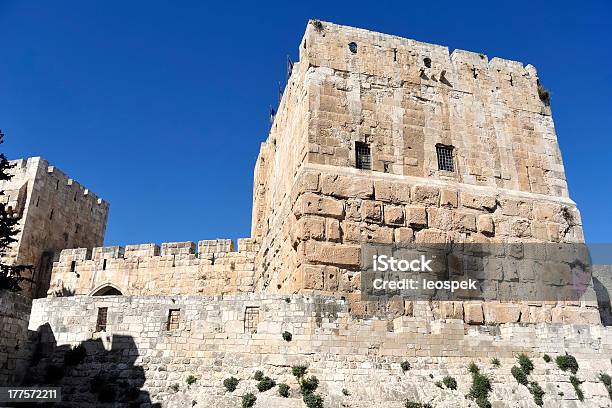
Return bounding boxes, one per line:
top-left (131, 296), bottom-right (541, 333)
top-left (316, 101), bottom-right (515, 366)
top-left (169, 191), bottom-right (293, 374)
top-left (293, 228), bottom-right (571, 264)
top-left (49, 239), bottom-right (259, 297)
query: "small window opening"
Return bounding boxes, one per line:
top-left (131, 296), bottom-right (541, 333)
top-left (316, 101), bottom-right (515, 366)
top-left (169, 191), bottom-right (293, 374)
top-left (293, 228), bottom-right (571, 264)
top-left (35, 197), bottom-right (40, 207)
top-left (509, 74), bottom-right (514, 86)
top-left (49, 209), bottom-right (54, 220)
top-left (383, 162), bottom-right (390, 173)
top-left (244, 306), bottom-right (260, 334)
top-left (74, 192), bottom-right (78, 201)
top-left (393, 48), bottom-right (397, 62)
top-left (167, 309), bottom-right (180, 331)
top-left (96, 307), bottom-right (108, 332)
top-left (102, 259), bottom-right (107, 270)
top-left (355, 142), bottom-right (371, 170)
top-left (56, 180), bottom-right (59, 190)
top-left (423, 57), bottom-right (432, 68)
top-left (472, 67), bottom-right (478, 79)
top-left (348, 42), bottom-right (357, 54)
top-left (70, 261), bottom-right (76, 272)
top-left (75, 224), bottom-right (80, 234)
top-left (436, 145), bottom-right (455, 172)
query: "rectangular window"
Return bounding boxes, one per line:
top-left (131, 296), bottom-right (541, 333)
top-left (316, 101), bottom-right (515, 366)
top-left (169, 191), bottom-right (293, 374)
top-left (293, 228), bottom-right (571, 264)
top-left (355, 142), bottom-right (371, 170)
top-left (70, 261), bottom-right (76, 272)
top-left (436, 145), bottom-right (454, 172)
top-left (244, 307), bottom-right (260, 334)
top-left (96, 307), bottom-right (108, 332)
top-left (167, 309), bottom-right (180, 331)
top-left (102, 259), bottom-right (107, 270)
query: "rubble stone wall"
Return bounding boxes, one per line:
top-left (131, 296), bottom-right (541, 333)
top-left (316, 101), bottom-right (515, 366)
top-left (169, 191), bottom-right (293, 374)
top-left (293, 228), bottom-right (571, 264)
top-left (26, 294), bottom-right (612, 407)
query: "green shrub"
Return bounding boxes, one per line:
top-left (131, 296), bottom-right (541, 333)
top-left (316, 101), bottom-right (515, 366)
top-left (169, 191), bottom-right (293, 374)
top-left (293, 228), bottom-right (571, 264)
top-left (490, 358), bottom-right (500, 367)
top-left (278, 383), bottom-right (290, 397)
top-left (303, 392), bottom-right (324, 408)
top-left (537, 83), bottom-right (551, 106)
top-left (311, 20), bottom-right (324, 31)
top-left (511, 366), bottom-right (528, 386)
top-left (300, 376), bottom-right (319, 394)
top-left (292, 364), bottom-right (308, 379)
top-left (342, 388), bottom-right (350, 396)
top-left (468, 362), bottom-right (480, 374)
top-left (169, 383), bottom-right (179, 393)
top-left (401, 361), bottom-right (411, 372)
top-left (556, 354), bottom-right (579, 374)
top-left (570, 375), bottom-right (584, 401)
top-left (186, 375), bottom-right (197, 385)
top-left (443, 375), bottom-right (457, 390)
top-left (241, 393), bottom-right (256, 408)
top-left (517, 353), bottom-right (534, 375)
top-left (468, 368), bottom-right (492, 408)
top-left (253, 370), bottom-right (264, 381)
top-left (282, 331), bottom-right (292, 342)
top-left (223, 377), bottom-right (239, 392)
top-left (543, 354), bottom-right (551, 363)
top-left (256, 376), bottom-right (276, 392)
top-left (529, 381), bottom-right (545, 406)
top-left (434, 381), bottom-right (443, 389)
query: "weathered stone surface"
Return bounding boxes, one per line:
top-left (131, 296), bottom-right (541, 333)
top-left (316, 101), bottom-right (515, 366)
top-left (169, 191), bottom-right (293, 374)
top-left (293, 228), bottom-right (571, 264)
top-left (405, 206), bottom-right (428, 228)
top-left (374, 180), bottom-right (410, 203)
top-left (360, 200), bottom-right (382, 223)
top-left (302, 241), bottom-right (360, 267)
top-left (461, 192), bottom-right (497, 211)
top-left (477, 214), bottom-right (495, 235)
top-left (320, 174), bottom-right (374, 199)
top-left (465, 302), bottom-right (484, 324)
top-left (297, 192), bottom-right (344, 218)
top-left (412, 185), bottom-right (440, 206)
top-left (383, 204), bottom-right (404, 225)
top-left (440, 189), bottom-right (458, 208)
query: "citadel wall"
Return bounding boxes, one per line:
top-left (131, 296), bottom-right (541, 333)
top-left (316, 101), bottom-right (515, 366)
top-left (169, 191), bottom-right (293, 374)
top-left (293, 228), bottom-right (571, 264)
top-left (0, 290), bottom-right (33, 386)
top-left (0, 157), bottom-right (108, 297)
top-left (48, 238), bottom-right (258, 296)
top-left (25, 293), bottom-right (612, 407)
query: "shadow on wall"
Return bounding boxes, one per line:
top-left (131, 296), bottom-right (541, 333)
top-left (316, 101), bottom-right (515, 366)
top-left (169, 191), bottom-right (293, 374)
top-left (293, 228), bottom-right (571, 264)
top-left (20, 323), bottom-right (160, 407)
top-left (594, 277), bottom-right (611, 327)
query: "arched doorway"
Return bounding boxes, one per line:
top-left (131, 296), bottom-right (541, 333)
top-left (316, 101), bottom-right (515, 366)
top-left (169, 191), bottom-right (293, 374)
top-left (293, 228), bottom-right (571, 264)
top-left (91, 284), bottom-right (123, 296)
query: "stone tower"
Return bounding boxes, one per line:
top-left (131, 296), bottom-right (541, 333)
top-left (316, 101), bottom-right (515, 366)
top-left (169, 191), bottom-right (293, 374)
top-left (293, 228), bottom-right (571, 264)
top-left (252, 21), bottom-right (594, 322)
top-left (0, 157), bottom-right (108, 298)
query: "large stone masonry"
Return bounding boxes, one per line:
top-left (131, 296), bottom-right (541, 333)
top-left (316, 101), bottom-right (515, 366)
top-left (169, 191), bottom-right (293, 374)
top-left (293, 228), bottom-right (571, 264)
top-left (250, 21), bottom-right (594, 325)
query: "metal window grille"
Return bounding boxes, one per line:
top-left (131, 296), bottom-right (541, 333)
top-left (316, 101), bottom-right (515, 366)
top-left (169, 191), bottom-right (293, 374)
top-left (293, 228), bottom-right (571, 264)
top-left (167, 309), bottom-right (180, 331)
top-left (355, 142), bottom-right (371, 170)
top-left (96, 307), bottom-right (108, 332)
top-left (244, 307), bottom-right (260, 334)
top-left (436, 145), bottom-right (454, 172)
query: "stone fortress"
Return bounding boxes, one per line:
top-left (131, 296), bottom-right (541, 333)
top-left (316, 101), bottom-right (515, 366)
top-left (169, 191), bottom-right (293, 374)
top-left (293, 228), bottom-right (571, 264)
top-left (1, 20), bottom-right (611, 408)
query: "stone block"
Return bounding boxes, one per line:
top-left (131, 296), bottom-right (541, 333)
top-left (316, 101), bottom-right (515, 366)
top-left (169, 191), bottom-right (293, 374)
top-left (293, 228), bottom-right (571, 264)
top-left (360, 201), bottom-right (382, 223)
top-left (412, 185), bottom-right (440, 206)
top-left (297, 217), bottom-right (325, 240)
top-left (405, 206), bottom-right (427, 228)
top-left (373, 180), bottom-right (411, 203)
top-left (440, 189), bottom-right (458, 208)
top-left (383, 205), bottom-right (404, 225)
top-left (461, 192), bottom-right (496, 211)
top-left (325, 218), bottom-right (341, 242)
top-left (427, 208), bottom-right (453, 230)
top-left (297, 193), bottom-right (344, 219)
top-left (477, 214), bottom-right (495, 236)
top-left (464, 302), bottom-right (484, 324)
top-left (394, 227), bottom-right (414, 243)
top-left (320, 174), bottom-right (373, 199)
top-left (302, 242), bottom-right (360, 267)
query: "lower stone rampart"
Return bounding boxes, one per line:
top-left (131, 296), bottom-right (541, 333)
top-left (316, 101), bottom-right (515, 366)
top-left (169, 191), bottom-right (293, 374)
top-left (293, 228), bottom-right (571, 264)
top-left (0, 290), bottom-right (33, 386)
top-left (25, 294), bottom-right (612, 407)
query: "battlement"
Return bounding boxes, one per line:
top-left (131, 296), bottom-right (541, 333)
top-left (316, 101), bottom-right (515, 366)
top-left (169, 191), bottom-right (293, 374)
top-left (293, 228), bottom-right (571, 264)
top-left (57, 238), bottom-right (257, 262)
top-left (49, 239), bottom-right (259, 297)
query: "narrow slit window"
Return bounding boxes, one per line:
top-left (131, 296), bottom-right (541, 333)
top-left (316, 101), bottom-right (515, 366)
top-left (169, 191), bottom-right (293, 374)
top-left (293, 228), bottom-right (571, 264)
top-left (167, 309), bottom-right (180, 330)
top-left (102, 259), bottom-right (107, 270)
top-left (70, 261), bottom-right (76, 272)
top-left (436, 145), bottom-right (455, 172)
top-left (355, 142), bottom-right (371, 170)
top-left (244, 306), bottom-right (260, 334)
top-left (96, 307), bottom-right (108, 332)
top-left (49, 209), bottom-right (54, 220)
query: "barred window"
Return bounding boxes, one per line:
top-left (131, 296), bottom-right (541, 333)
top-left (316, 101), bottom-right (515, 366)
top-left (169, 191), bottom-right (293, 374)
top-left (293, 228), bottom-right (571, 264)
top-left (167, 309), bottom-right (180, 331)
top-left (95, 307), bottom-right (108, 332)
top-left (244, 307), bottom-right (260, 334)
top-left (355, 142), bottom-right (371, 170)
top-left (436, 145), bottom-right (454, 172)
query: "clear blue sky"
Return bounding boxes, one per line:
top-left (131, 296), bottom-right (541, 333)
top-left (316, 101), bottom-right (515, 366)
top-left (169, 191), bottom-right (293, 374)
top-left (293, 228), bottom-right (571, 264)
top-left (1, 1), bottom-right (610, 245)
